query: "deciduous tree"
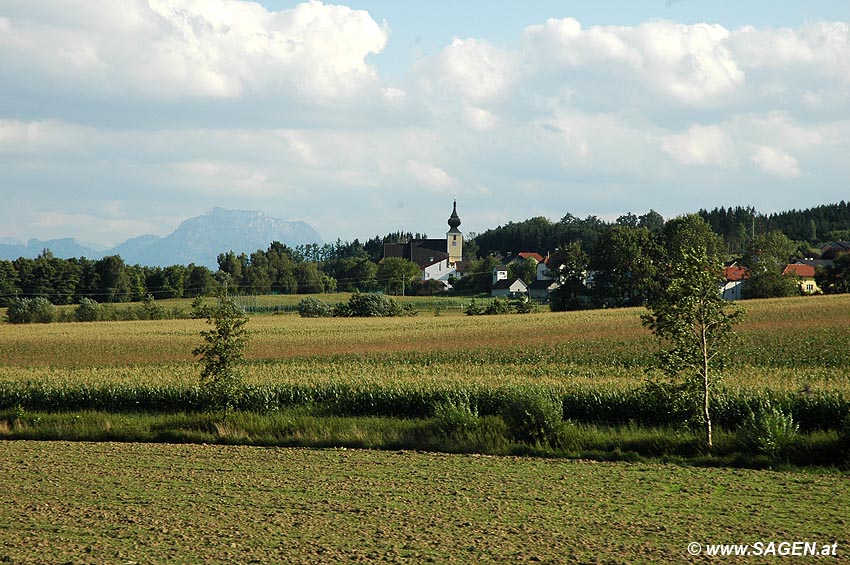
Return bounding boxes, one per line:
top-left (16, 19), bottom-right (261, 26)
top-left (377, 257), bottom-right (420, 295)
top-left (741, 230), bottom-right (798, 299)
top-left (643, 215), bottom-right (744, 448)
top-left (193, 295), bottom-right (250, 413)
top-left (547, 242), bottom-right (589, 312)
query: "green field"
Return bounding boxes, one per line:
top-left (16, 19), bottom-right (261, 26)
top-left (2, 294), bottom-right (849, 393)
top-left (1, 295), bottom-right (849, 562)
top-left (1, 294), bottom-right (849, 444)
top-left (0, 441), bottom-right (847, 564)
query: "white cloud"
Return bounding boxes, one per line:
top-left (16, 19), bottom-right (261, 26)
top-left (463, 106), bottom-right (500, 131)
top-left (2, 8), bottom-right (850, 246)
top-left (416, 38), bottom-right (517, 103)
top-left (732, 22), bottom-right (850, 75)
top-left (406, 160), bottom-right (457, 192)
top-left (0, 0), bottom-right (389, 101)
top-left (660, 124), bottom-right (736, 167)
top-left (522, 18), bottom-right (744, 107)
top-left (750, 146), bottom-right (801, 178)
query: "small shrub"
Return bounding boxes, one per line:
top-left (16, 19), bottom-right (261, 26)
top-left (511, 297), bottom-right (533, 314)
top-left (464, 299), bottom-right (483, 316)
top-left (139, 294), bottom-right (166, 320)
top-left (297, 297), bottom-right (333, 318)
top-left (503, 389), bottom-right (563, 445)
top-left (6, 297), bottom-right (55, 324)
top-left (190, 296), bottom-right (212, 319)
top-left (332, 301), bottom-right (352, 318)
top-left (343, 292), bottom-right (402, 317)
top-left (484, 297), bottom-right (512, 315)
top-left (738, 402), bottom-right (799, 457)
top-left (8, 297), bottom-right (33, 323)
top-left (433, 397), bottom-right (479, 435)
top-left (75, 298), bottom-right (101, 322)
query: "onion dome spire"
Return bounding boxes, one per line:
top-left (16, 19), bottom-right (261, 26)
top-left (447, 200), bottom-right (461, 232)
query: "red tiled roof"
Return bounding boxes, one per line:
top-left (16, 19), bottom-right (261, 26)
top-left (783, 263), bottom-right (816, 278)
top-left (518, 252), bottom-right (545, 262)
top-left (723, 266), bottom-right (748, 281)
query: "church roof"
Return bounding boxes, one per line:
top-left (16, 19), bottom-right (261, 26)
top-left (383, 239), bottom-right (449, 269)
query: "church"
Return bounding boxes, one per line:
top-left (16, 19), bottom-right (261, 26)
top-left (382, 201), bottom-right (464, 288)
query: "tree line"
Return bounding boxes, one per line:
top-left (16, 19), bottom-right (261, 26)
top-left (2, 202), bottom-right (850, 309)
top-left (0, 233), bottom-right (437, 307)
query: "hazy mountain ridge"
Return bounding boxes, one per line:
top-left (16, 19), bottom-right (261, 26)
top-left (0, 208), bottom-right (323, 269)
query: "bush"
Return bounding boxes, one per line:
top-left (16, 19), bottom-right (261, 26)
top-left (738, 402), bottom-right (799, 457)
top-left (343, 292), bottom-right (402, 317)
top-left (6, 297), bottom-right (55, 324)
top-left (411, 279), bottom-right (446, 296)
top-left (465, 297), bottom-right (532, 316)
top-left (433, 397), bottom-right (479, 435)
top-left (297, 297), bottom-right (333, 318)
top-left (75, 298), bottom-right (101, 322)
top-left (139, 294), bottom-right (166, 320)
top-left (511, 297), bottom-right (533, 314)
top-left (502, 390), bottom-right (564, 445)
top-left (484, 297), bottom-right (512, 315)
top-left (464, 299), bottom-right (483, 316)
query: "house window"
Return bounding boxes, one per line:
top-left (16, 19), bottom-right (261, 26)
top-left (806, 283), bottom-right (813, 291)
top-left (452, 241), bottom-right (456, 246)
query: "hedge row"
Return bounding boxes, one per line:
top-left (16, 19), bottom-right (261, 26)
top-left (0, 381), bottom-right (846, 431)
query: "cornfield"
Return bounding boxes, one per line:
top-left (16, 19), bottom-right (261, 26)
top-left (1, 294), bottom-right (848, 430)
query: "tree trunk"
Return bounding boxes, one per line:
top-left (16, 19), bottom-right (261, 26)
top-left (704, 373), bottom-right (712, 448)
top-left (702, 324), bottom-right (713, 448)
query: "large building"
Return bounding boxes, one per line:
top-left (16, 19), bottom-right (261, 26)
top-left (382, 201), bottom-right (464, 287)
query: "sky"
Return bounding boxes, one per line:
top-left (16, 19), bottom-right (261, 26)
top-left (1, 1), bottom-right (849, 248)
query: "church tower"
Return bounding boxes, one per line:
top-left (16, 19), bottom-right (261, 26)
top-left (446, 200), bottom-right (463, 264)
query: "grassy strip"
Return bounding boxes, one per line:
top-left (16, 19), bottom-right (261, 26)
top-left (1, 381), bottom-right (847, 431)
top-left (2, 409), bottom-right (847, 470)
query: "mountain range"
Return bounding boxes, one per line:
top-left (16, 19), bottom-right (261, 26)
top-left (0, 208), bottom-right (323, 269)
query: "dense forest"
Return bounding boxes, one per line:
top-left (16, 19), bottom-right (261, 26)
top-left (698, 201), bottom-right (850, 254)
top-left (1, 202), bottom-right (849, 309)
top-left (474, 202), bottom-right (850, 257)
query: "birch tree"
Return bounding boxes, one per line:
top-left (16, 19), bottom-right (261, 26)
top-left (642, 215), bottom-right (744, 448)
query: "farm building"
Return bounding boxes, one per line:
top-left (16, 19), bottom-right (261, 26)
top-left (529, 279), bottom-right (559, 300)
top-left (491, 278), bottom-right (528, 298)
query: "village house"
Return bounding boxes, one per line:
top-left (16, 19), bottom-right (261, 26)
top-left (491, 278), bottom-right (528, 298)
top-left (721, 263), bottom-right (747, 301)
top-left (782, 263), bottom-right (821, 294)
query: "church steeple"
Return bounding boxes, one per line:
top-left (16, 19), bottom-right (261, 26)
top-left (447, 200), bottom-right (461, 232)
top-left (446, 200), bottom-right (463, 263)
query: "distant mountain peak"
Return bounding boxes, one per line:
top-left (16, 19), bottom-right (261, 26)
top-left (0, 208), bottom-right (323, 268)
